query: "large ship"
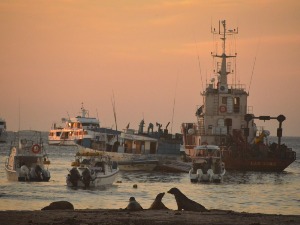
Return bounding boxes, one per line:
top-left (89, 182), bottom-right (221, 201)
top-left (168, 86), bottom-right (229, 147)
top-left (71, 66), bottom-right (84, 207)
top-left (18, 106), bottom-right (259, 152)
top-left (181, 20), bottom-right (296, 172)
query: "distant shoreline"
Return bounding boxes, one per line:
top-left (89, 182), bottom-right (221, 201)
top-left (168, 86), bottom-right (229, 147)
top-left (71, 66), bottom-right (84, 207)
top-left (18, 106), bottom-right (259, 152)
top-left (4, 131), bottom-right (300, 138)
top-left (0, 209), bottom-right (299, 225)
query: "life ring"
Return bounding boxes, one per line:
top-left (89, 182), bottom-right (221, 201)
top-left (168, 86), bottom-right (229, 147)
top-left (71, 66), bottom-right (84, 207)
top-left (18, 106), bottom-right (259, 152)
top-left (32, 144), bottom-right (41, 154)
top-left (219, 105), bottom-right (227, 113)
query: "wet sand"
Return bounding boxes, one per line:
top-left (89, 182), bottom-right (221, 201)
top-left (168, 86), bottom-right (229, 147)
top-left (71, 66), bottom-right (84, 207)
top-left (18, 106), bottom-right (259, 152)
top-left (0, 209), bottom-right (299, 225)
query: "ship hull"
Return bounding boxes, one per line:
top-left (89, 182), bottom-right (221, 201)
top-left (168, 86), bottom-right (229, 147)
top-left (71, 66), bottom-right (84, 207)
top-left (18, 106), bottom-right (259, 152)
top-left (223, 158), bottom-right (295, 172)
top-left (5, 167), bottom-right (50, 182)
top-left (66, 169), bottom-right (119, 187)
top-left (185, 146), bottom-right (296, 172)
top-left (48, 140), bottom-right (77, 146)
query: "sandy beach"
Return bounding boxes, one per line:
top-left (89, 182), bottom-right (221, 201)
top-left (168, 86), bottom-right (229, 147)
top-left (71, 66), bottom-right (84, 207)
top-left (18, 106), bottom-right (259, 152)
top-left (0, 209), bottom-right (299, 225)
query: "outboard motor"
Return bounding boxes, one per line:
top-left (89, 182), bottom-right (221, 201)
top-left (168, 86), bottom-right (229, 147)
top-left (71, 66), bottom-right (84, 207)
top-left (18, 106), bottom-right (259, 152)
top-left (41, 169), bottom-right (50, 181)
top-left (35, 165), bottom-right (43, 181)
top-left (69, 167), bottom-right (81, 187)
top-left (82, 168), bottom-right (92, 188)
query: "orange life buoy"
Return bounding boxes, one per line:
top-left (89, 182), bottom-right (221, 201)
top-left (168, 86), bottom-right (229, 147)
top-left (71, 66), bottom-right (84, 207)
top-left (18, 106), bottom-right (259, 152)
top-left (32, 144), bottom-right (41, 154)
top-left (219, 105), bottom-right (227, 113)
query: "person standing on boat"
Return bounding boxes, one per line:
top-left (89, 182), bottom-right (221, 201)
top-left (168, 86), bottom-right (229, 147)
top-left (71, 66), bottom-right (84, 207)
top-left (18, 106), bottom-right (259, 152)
top-left (207, 156), bottom-right (213, 169)
top-left (202, 160), bottom-right (209, 174)
top-left (214, 159), bottom-right (221, 174)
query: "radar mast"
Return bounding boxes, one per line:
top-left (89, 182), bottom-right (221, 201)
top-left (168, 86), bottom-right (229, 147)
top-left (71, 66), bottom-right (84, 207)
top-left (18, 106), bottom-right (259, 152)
top-left (211, 20), bottom-right (238, 89)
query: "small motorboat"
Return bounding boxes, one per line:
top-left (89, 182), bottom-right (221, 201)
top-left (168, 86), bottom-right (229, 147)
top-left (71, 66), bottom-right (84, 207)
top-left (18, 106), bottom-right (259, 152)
top-left (66, 151), bottom-right (119, 188)
top-left (189, 145), bottom-right (225, 183)
top-left (5, 130), bottom-right (51, 182)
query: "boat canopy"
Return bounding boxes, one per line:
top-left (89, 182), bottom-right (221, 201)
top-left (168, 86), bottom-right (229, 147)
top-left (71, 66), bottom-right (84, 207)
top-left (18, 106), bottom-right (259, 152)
top-left (194, 145), bottom-right (220, 150)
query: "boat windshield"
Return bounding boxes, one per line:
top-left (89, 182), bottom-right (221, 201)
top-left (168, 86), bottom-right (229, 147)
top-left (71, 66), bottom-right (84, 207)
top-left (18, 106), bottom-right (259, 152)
top-left (194, 145), bottom-right (221, 158)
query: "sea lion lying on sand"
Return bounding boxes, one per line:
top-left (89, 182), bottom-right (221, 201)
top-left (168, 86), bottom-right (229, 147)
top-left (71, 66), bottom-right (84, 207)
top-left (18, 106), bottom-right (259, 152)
top-left (125, 197), bottom-right (143, 211)
top-left (168, 187), bottom-right (208, 212)
top-left (41, 201), bottom-right (74, 210)
top-left (149, 192), bottom-right (169, 210)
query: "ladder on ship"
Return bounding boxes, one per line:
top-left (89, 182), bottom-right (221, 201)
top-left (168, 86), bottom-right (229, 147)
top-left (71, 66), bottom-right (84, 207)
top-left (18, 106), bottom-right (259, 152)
top-left (213, 94), bottom-right (219, 115)
top-left (197, 116), bottom-right (205, 135)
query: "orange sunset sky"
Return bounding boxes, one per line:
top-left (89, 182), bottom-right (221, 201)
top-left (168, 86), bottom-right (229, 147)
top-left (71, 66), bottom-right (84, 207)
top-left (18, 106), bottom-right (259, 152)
top-left (0, 0), bottom-right (299, 136)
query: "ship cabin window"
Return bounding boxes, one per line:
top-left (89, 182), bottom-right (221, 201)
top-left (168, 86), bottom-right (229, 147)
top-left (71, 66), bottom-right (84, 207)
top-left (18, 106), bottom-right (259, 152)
top-left (56, 132), bottom-right (61, 136)
top-left (234, 97), bottom-right (240, 113)
top-left (222, 97), bottom-right (227, 104)
top-left (82, 123), bottom-right (99, 128)
top-left (61, 132), bottom-right (69, 139)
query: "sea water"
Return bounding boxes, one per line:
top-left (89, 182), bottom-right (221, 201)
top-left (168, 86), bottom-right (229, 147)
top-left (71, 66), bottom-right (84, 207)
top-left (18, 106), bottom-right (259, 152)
top-left (0, 134), bottom-right (299, 215)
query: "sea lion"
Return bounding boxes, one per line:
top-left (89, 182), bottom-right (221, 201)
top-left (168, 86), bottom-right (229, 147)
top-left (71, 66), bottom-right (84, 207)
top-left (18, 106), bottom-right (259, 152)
top-left (149, 192), bottom-right (169, 210)
top-left (167, 187), bottom-right (208, 212)
top-left (125, 197), bottom-right (143, 211)
top-left (41, 201), bottom-right (74, 210)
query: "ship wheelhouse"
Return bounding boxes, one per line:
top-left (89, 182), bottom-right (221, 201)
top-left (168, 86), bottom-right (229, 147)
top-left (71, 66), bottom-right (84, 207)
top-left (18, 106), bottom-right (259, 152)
top-left (198, 83), bottom-right (254, 146)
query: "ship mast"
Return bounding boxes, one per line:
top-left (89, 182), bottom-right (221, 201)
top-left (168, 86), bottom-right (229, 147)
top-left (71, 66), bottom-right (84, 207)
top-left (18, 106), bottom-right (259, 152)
top-left (81, 102), bottom-right (89, 118)
top-left (211, 20), bottom-right (238, 88)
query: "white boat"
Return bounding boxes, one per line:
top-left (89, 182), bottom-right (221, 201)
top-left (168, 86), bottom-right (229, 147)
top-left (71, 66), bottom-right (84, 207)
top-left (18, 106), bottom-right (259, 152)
top-left (189, 145), bottom-right (225, 183)
top-left (66, 150), bottom-right (119, 188)
top-left (48, 104), bottom-right (99, 145)
top-left (5, 130), bottom-right (51, 182)
top-left (0, 118), bottom-right (8, 143)
top-left (48, 127), bottom-right (91, 146)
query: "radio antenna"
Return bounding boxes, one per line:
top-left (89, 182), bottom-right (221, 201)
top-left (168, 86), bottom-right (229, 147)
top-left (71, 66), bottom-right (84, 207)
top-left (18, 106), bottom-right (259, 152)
top-left (171, 74), bottom-right (179, 134)
top-left (248, 36), bottom-right (261, 94)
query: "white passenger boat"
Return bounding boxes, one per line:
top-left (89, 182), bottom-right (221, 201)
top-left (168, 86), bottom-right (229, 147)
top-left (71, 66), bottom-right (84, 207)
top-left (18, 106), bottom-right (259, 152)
top-left (0, 118), bottom-right (7, 143)
top-left (48, 104), bottom-right (99, 145)
top-left (189, 145), bottom-right (225, 183)
top-left (66, 150), bottom-right (119, 188)
top-left (5, 130), bottom-right (51, 182)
